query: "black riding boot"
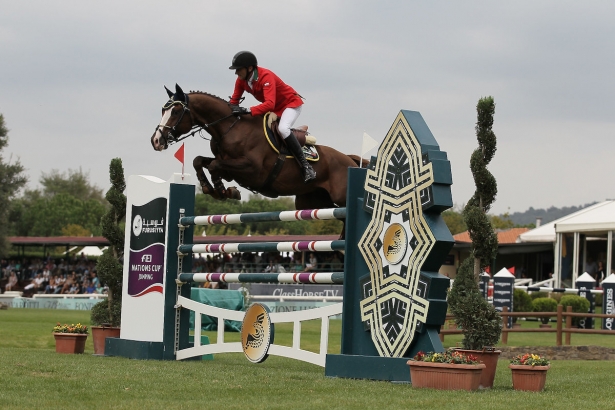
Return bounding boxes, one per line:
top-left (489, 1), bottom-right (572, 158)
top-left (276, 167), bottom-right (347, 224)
top-left (285, 132), bottom-right (316, 183)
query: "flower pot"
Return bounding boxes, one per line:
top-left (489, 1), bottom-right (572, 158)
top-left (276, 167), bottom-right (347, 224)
top-left (407, 360), bottom-right (485, 391)
top-left (53, 333), bottom-right (88, 354)
top-left (91, 326), bottom-right (121, 355)
top-left (455, 349), bottom-right (501, 388)
top-left (509, 364), bottom-right (550, 391)
top-left (539, 323), bottom-right (552, 329)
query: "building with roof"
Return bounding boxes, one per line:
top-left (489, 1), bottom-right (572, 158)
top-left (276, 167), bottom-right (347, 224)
top-left (441, 227), bottom-right (553, 281)
top-left (519, 200), bottom-right (615, 288)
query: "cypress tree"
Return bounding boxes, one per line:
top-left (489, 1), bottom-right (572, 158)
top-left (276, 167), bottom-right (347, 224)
top-left (447, 97), bottom-right (502, 349)
top-left (91, 158), bottom-right (126, 326)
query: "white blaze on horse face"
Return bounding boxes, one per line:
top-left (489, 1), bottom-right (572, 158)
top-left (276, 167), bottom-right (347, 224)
top-left (154, 108), bottom-right (173, 150)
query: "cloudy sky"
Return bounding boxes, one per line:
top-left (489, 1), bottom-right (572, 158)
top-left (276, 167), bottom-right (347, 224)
top-left (1, 1), bottom-right (614, 215)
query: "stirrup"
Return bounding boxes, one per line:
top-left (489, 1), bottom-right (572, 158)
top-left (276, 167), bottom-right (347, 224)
top-left (302, 163), bottom-right (316, 183)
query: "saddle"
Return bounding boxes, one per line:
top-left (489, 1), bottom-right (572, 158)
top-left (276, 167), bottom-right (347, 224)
top-left (264, 113), bottom-right (319, 161)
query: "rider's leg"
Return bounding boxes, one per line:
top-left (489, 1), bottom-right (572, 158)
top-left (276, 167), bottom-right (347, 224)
top-left (279, 106), bottom-right (316, 183)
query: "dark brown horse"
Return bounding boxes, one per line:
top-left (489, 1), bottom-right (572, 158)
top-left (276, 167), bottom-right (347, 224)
top-left (151, 84), bottom-right (363, 210)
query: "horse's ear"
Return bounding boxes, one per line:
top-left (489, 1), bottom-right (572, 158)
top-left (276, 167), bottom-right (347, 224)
top-left (175, 84), bottom-right (185, 100)
top-left (165, 86), bottom-right (173, 98)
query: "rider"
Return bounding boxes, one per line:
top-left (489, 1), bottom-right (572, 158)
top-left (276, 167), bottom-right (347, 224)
top-left (228, 51), bottom-right (316, 183)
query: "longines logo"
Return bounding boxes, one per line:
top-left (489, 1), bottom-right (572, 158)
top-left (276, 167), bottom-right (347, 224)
top-left (241, 303), bottom-right (274, 363)
top-left (383, 223), bottom-right (408, 265)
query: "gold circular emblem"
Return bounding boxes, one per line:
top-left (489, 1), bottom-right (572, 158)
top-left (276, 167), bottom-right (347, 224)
top-left (383, 223), bottom-right (408, 265)
top-left (241, 303), bottom-right (274, 363)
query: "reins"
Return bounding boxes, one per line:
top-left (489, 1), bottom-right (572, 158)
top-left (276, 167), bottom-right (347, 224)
top-left (163, 101), bottom-right (241, 147)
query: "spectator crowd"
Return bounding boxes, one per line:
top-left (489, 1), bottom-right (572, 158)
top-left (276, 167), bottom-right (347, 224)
top-left (1, 254), bottom-right (105, 297)
top-left (2, 250), bottom-right (345, 295)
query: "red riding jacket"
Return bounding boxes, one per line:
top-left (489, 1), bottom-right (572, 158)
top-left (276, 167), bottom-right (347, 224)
top-left (229, 67), bottom-right (303, 117)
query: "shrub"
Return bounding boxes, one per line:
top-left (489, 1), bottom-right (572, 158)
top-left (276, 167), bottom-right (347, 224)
top-left (550, 293), bottom-right (563, 303)
top-left (560, 295), bottom-right (590, 327)
top-left (512, 289), bottom-right (533, 323)
top-left (530, 291), bottom-right (548, 300)
top-left (448, 258), bottom-right (502, 350)
top-left (532, 297), bottom-right (558, 324)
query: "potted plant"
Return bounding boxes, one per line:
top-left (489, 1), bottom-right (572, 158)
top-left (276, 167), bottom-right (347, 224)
top-left (53, 323), bottom-right (89, 354)
top-left (448, 97), bottom-right (502, 389)
top-left (90, 158), bottom-right (126, 355)
top-left (509, 353), bottom-right (550, 391)
top-left (407, 350), bottom-right (486, 391)
top-left (532, 297), bottom-right (558, 327)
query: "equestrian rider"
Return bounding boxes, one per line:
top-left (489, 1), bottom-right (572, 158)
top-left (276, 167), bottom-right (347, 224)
top-left (228, 51), bottom-right (316, 183)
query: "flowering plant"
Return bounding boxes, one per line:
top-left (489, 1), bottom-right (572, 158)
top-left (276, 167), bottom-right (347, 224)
top-left (411, 350), bottom-right (480, 365)
top-left (53, 322), bottom-right (88, 334)
top-left (510, 353), bottom-right (549, 366)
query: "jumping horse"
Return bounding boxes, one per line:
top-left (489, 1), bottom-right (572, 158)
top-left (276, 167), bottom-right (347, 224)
top-left (151, 84), bottom-right (364, 211)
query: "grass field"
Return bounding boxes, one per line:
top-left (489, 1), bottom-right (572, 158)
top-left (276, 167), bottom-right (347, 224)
top-left (1, 308), bottom-right (614, 409)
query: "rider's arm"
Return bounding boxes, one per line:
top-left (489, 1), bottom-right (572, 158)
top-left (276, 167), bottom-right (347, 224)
top-left (229, 77), bottom-right (246, 106)
top-left (249, 71), bottom-right (277, 116)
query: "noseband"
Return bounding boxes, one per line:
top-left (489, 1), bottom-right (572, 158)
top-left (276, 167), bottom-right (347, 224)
top-left (154, 98), bottom-right (192, 147)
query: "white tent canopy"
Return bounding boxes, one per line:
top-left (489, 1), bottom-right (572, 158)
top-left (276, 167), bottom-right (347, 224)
top-left (518, 200), bottom-right (615, 288)
top-left (76, 246), bottom-right (107, 256)
top-left (556, 201), bottom-right (615, 234)
top-left (518, 201), bottom-right (611, 243)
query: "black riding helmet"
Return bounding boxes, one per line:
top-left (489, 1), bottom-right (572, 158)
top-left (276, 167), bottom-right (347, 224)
top-left (229, 51), bottom-right (257, 69)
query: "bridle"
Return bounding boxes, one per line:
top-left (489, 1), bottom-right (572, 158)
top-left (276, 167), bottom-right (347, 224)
top-left (155, 96), bottom-right (242, 148)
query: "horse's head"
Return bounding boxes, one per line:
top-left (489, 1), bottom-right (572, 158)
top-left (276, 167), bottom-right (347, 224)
top-left (151, 84), bottom-right (193, 151)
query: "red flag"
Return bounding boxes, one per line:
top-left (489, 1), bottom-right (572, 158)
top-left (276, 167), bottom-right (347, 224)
top-left (508, 266), bottom-right (515, 274)
top-left (174, 143), bottom-right (184, 164)
top-left (174, 143), bottom-right (185, 179)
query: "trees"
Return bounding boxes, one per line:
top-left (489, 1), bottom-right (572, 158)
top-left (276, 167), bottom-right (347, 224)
top-left (0, 114), bottom-right (27, 256)
top-left (9, 168), bottom-right (106, 237)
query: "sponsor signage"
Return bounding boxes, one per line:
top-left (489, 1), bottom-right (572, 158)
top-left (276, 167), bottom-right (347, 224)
top-left (576, 272), bottom-right (596, 329)
top-left (493, 268), bottom-right (515, 328)
top-left (603, 274), bottom-right (615, 330)
top-left (128, 197), bottom-right (167, 297)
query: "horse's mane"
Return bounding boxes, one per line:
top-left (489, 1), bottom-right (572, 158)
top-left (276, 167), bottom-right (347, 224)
top-left (189, 90), bottom-right (229, 104)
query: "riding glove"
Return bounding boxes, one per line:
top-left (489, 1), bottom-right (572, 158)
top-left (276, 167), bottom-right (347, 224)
top-left (231, 105), bottom-right (251, 115)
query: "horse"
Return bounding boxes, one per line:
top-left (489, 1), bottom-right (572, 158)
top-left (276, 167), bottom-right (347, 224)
top-left (151, 84), bottom-right (365, 211)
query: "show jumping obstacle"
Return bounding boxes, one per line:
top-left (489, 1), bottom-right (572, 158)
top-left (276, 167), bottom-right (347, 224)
top-left (107, 110), bottom-right (455, 382)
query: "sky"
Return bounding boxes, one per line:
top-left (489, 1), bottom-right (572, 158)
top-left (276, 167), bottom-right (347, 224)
top-left (1, 1), bottom-right (614, 215)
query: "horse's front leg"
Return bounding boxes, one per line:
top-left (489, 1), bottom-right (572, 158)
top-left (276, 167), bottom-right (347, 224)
top-left (193, 156), bottom-right (225, 200)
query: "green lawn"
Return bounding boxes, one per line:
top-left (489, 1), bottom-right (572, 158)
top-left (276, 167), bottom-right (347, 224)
top-left (1, 308), bottom-right (614, 409)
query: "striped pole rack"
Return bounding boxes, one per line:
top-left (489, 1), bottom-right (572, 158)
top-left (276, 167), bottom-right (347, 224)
top-left (178, 240), bottom-right (345, 255)
top-left (180, 208), bottom-right (346, 226)
top-left (517, 286), bottom-right (603, 294)
top-left (178, 272), bottom-right (344, 284)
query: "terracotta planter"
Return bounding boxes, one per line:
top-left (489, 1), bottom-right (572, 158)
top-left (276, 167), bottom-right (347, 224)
top-left (455, 349), bottom-right (501, 388)
top-left (509, 364), bottom-right (550, 391)
top-left (539, 324), bottom-right (552, 329)
top-left (407, 360), bottom-right (485, 391)
top-left (91, 326), bottom-right (121, 355)
top-left (53, 333), bottom-right (88, 354)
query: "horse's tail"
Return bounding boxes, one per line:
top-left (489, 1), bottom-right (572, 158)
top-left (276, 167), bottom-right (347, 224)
top-left (348, 154), bottom-right (370, 168)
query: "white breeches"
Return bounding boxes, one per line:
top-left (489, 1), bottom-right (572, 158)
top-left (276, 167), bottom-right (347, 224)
top-left (278, 106), bottom-right (302, 139)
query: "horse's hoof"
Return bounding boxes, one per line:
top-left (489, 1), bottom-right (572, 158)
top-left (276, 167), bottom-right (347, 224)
top-left (227, 187), bottom-right (241, 200)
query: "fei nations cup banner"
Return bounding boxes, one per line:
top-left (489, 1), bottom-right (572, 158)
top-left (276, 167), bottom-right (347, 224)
top-left (128, 198), bottom-right (167, 297)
